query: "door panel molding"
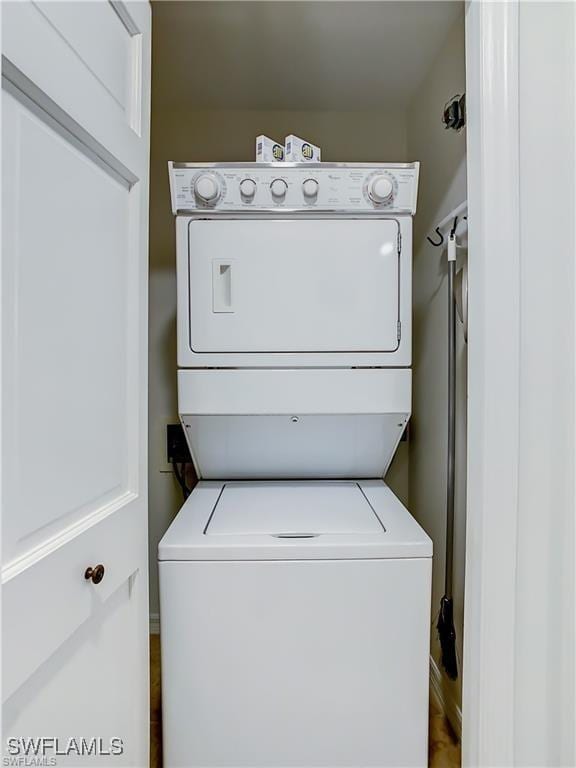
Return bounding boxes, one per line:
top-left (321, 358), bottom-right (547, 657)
top-left (2, 89), bottom-right (140, 565)
top-left (3, 504), bottom-right (142, 700)
top-left (2, 490), bottom-right (138, 583)
top-left (1, 3), bottom-right (150, 763)
top-left (33, 2), bottom-right (133, 111)
top-left (2, 57), bottom-right (136, 187)
top-left (2, 0), bottom-right (149, 175)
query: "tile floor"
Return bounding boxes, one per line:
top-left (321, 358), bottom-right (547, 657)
top-left (150, 634), bottom-right (460, 768)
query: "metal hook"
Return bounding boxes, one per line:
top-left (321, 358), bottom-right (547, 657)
top-left (449, 216), bottom-right (459, 238)
top-left (427, 227), bottom-right (444, 247)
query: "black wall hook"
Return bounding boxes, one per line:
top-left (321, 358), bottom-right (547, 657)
top-left (427, 227), bottom-right (444, 247)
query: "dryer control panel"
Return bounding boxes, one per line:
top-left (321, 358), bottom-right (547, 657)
top-left (169, 162), bottom-right (419, 215)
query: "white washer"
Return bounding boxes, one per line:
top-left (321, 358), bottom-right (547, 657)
top-left (159, 480), bottom-right (432, 768)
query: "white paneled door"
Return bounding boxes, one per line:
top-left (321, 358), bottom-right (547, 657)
top-left (2, 2), bottom-right (150, 765)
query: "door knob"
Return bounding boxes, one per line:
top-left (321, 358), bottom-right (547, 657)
top-left (84, 564), bottom-right (105, 584)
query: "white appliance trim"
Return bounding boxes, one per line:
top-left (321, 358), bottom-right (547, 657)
top-left (169, 161), bottom-right (420, 216)
top-left (178, 370), bottom-right (411, 480)
top-left (177, 368), bottom-right (411, 415)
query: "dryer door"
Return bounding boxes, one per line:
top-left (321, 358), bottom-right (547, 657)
top-left (187, 218), bottom-right (400, 354)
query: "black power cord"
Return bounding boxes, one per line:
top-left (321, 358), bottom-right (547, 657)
top-left (171, 459), bottom-right (191, 500)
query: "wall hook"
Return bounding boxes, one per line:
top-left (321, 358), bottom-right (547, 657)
top-left (427, 227), bottom-right (444, 247)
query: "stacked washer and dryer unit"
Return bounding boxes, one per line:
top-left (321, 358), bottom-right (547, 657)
top-left (160, 162), bottom-right (432, 768)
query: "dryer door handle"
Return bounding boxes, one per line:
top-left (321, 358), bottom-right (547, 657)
top-left (212, 260), bottom-right (234, 313)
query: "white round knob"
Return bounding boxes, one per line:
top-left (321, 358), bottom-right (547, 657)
top-left (369, 175), bottom-right (394, 204)
top-left (302, 178), bottom-right (319, 199)
top-left (194, 174), bottom-right (220, 203)
top-left (239, 178), bottom-right (257, 199)
top-left (270, 178), bottom-right (288, 199)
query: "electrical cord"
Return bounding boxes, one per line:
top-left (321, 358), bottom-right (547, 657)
top-left (171, 459), bottom-right (191, 500)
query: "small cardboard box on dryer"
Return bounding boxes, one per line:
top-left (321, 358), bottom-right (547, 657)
top-left (285, 135), bottom-right (321, 162)
top-left (256, 135), bottom-right (284, 162)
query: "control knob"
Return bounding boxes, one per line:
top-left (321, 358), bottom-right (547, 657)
top-left (368, 175), bottom-right (394, 204)
top-left (194, 173), bottom-right (220, 204)
top-left (270, 178), bottom-right (288, 200)
top-left (240, 178), bottom-right (257, 199)
top-left (302, 178), bottom-right (319, 199)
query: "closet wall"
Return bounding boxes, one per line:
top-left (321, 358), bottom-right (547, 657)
top-left (407, 15), bottom-right (467, 729)
top-left (148, 107), bottom-right (409, 620)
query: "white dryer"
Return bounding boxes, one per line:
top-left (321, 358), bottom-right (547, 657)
top-left (172, 163), bottom-right (416, 370)
top-left (160, 162), bottom-right (432, 768)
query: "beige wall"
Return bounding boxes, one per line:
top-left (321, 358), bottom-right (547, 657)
top-left (406, 15), bottom-right (467, 721)
top-left (148, 108), bottom-right (410, 617)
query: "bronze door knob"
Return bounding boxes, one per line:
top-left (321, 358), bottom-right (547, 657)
top-left (84, 564), bottom-right (105, 584)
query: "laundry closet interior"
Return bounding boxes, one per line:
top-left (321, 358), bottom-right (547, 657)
top-left (148, 0), bottom-right (468, 763)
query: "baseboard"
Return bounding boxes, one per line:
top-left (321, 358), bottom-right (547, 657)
top-left (149, 613), bottom-right (160, 635)
top-left (429, 655), bottom-right (462, 741)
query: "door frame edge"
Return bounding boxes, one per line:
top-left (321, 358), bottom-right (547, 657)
top-left (463, 2), bottom-right (520, 765)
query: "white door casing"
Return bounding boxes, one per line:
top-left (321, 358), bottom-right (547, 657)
top-left (1, 2), bottom-right (150, 764)
top-left (462, 3), bottom-right (520, 765)
top-left (463, 2), bottom-right (575, 766)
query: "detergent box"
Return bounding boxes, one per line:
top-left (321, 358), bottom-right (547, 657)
top-left (256, 135), bottom-right (284, 162)
top-left (284, 135), bottom-right (321, 162)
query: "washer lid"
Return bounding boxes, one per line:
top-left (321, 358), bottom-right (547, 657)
top-left (158, 480), bottom-right (433, 561)
top-left (206, 481), bottom-right (384, 537)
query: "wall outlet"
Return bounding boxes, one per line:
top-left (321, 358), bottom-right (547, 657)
top-left (167, 423), bottom-right (192, 463)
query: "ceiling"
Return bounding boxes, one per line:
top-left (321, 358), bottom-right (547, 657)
top-left (151, 1), bottom-right (463, 112)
